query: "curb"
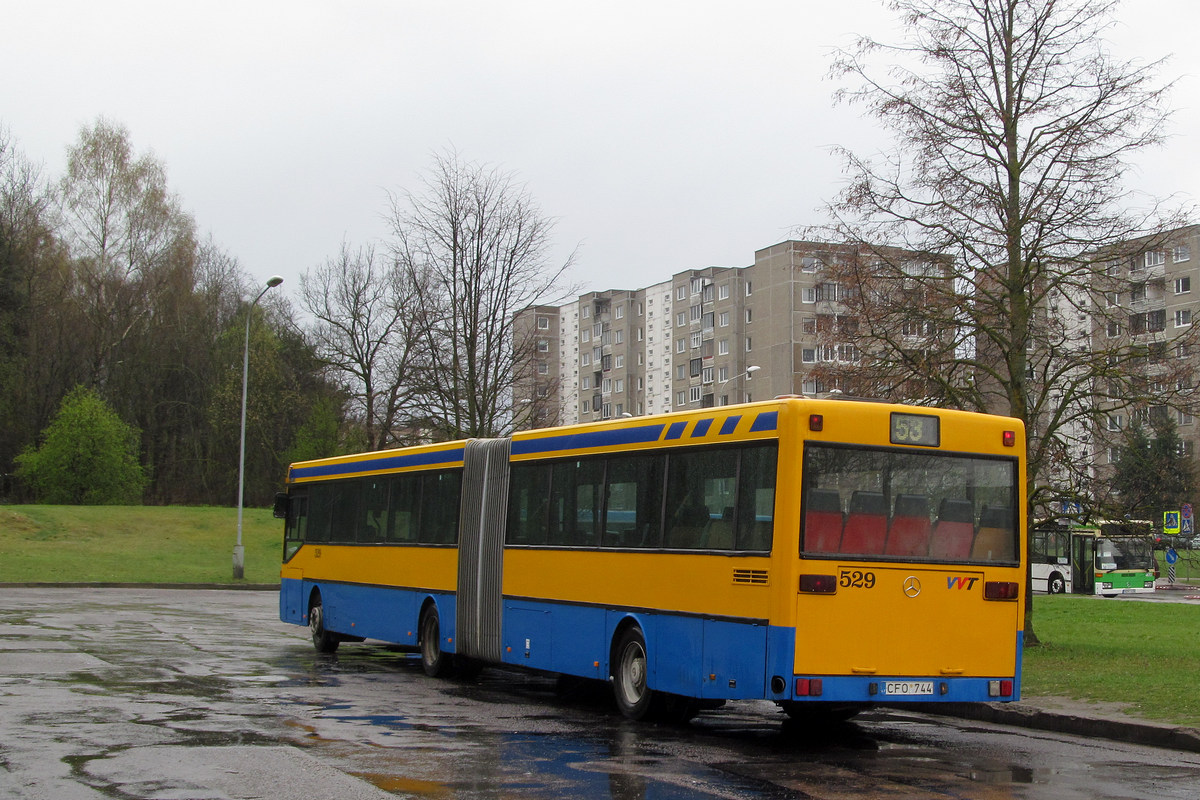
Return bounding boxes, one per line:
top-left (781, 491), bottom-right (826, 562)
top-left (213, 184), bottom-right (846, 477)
top-left (910, 701), bottom-right (1200, 753)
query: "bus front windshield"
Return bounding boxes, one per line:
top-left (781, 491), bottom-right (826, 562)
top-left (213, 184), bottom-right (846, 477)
top-left (801, 442), bottom-right (1019, 564)
top-left (1096, 538), bottom-right (1153, 571)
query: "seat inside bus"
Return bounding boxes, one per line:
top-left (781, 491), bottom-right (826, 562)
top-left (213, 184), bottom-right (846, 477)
top-left (885, 494), bottom-right (932, 557)
top-left (841, 491), bottom-right (888, 554)
top-left (803, 488), bottom-right (844, 553)
top-left (972, 504), bottom-right (1015, 561)
top-left (929, 498), bottom-right (975, 560)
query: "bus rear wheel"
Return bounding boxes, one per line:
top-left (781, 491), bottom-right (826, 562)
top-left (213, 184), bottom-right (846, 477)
top-left (308, 595), bottom-right (339, 654)
top-left (613, 627), bottom-right (656, 720)
top-left (1048, 572), bottom-right (1066, 594)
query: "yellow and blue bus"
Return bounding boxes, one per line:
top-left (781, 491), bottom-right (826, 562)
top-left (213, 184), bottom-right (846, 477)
top-left (277, 397), bottom-right (1026, 720)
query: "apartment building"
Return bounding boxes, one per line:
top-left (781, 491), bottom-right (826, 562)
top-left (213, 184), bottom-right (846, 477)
top-left (515, 240), bottom-right (884, 428)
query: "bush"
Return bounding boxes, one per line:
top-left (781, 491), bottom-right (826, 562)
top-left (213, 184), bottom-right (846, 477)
top-left (15, 386), bottom-right (147, 504)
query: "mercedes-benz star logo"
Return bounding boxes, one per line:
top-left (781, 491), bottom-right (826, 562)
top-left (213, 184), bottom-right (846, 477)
top-left (903, 576), bottom-right (922, 598)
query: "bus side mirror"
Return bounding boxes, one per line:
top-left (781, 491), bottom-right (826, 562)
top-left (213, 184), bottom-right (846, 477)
top-left (273, 492), bottom-right (290, 520)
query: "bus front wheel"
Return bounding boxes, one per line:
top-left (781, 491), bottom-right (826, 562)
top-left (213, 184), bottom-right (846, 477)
top-left (613, 626), bottom-right (656, 720)
top-left (309, 595), bottom-right (339, 654)
top-left (1048, 572), bottom-right (1066, 594)
top-left (420, 605), bottom-right (451, 677)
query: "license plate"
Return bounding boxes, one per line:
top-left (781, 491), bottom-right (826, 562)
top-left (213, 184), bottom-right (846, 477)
top-left (884, 681), bottom-right (934, 696)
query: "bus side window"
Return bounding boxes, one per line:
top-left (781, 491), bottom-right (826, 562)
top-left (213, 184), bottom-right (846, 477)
top-left (973, 505), bottom-right (1015, 561)
top-left (507, 462), bottom-right (550, 545)
top-left (419, 470), bottom-right (462, 544)
top-left (886, 494), bottom-right (931, 557)
top-left (803, 488), bottom-right (844, 553)
top-left (388, 474), bottom-right (419, 543)
top-left (930, 498), bottom-right (975, 560)
top-left (842, 491), bottom-right (888, 555)
top-left (737, 444), bottom-right (776, 552)
top-left (361, 479), bottom-right (389, 543)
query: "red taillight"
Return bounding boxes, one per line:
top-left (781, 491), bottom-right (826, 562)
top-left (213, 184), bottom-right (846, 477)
top-left (984, 581), bottom-right (1019, 600)
top-left (795, 678), bottom-right (824, 697)
top-left (809, 414), bottom-right (824, 431)
top-left (1002, 430), bottom-right (1016, 447)
top-left (989, 679), bottom-right (1015, 697)
top-left (799, 574), bottom-right (837, 594)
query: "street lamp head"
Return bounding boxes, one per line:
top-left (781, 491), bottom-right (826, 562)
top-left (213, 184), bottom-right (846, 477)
top-left (266, 275), bottom-right (284, 288)
top-left (745, 365), bottom-right (761, 376)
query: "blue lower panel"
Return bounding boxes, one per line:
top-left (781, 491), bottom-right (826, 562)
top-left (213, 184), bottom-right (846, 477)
top-left (280, 577), bottom-right (456, 651)
top-left (500, 599), bottom-right (769, 700)
top-left (785, 675), bottom-right (1018, 703)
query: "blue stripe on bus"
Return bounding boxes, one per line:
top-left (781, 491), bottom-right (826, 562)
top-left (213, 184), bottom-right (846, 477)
top-left (665, 421), bottom-right (687, 440)
top-left (719, 416), bottom-right (742, 435)
top-left (750, 411), bottom-right (778, 432)
top-left (512, 424), bottom-right (667, 457)
top-left (290, 448), bottom-right (466, 480)
top-left (691, 418), bottom-right (713, 438)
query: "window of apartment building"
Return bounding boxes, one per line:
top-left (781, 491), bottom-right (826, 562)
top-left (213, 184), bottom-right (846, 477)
top-left (581, 329), bottom-right (590, 343)
top-left (615, 355), bottom-right (624, 369)
top-left (615, 378), bottom-right (624, 393)
top-left (1178, 343), bottom-right (1191, 359)
top-left (802, 287), bottom-right (818, 304)
top-left (745, 308), bottom-right (753, 323)
top-left (746, 337), bottom-right (753, 352)
top-left (718, 339), bottom-right (729, 355)
top-left (1107, 320), bottom-right (1121, 337)
top-left (676, 391), bottom-right (686, 406)
top-left (746, 281), bottom-right (753, 296)
top-left (537, 316), bottom-right (550, 329)
top-left (690, 332), bottom-right (702, 349)
top-left (582, 306), bottom-right (590, 318)
top-left (1105, 291), bottom-right (1119, 307)
top-left (615, 305), bottom-right (624, 319)
top-left (702, 366), bottom-right (713, 384)
top-left (582, 400), bottom-right (590, 413)
top-left (719, 283), bottom-right (730, 300)
top-left (676, 365), bottom-right (687, 380)
top-left (702, 311), bottom-right (714, 329)
top-left (1107, 414), bottom-right (1123, 431)
top-left (637, 327), bottom-right (644, 341)
top-left (602, 378), bottom-right (612, 393)
top-left (676, 312), bottom-right (686, 327)
top-left (1178, 440), bottom-right (1195, 457)
top-left (691, 278), bottom-right (704, 295)
top-left (1175, 245), bottom-right (1192, 263)
top-left (537, 363), bottom-right (549, 375)
top-left (614, 329), bottom-right (624, 344)
top-left (637, 353), bottom-right (644, 366)
top-left (1146, 309), bottom-right (1166, 332)
top-left (1177, 309), bottom-right (1192, 327)
top-left (1179, 410), bottom-right (1194, 426)
top-left (802, 348), bottom-right (816, 363)
top-left (581, 353), bottom-right (591, 366)
top-left (1145, 250), bottom-right (1166, 268)
top-left (702, 284), bottom-right (714, 303)
top-left (1176, 276), bottom-right (1192, 294)
top-left (690, 358), bottom-right (702, 377)
top-left (1130, 283), bottom-right (1146, 302)
top-left (603, 403), bottom-right (612, 419)
top-left (602, 354), bottom-right (613, 371)
top-left (719, 311), bottom-right (729, 327)
top-left (718, 365), bottom-right (729, 382)
top-left (690, 304), bottom-right (702, 322)
top-left (689, 386), bottom-right (702, 403)
top-left (677, 286), bottom-right (687, 300)
top-left (593, 322), bottom-right (602, 337)
top-left (581, 376), bottom-right (590, 390)
top-left (537, 339), bottom-right (549, 352)
top-left (676, 338), bottom-right (686, 353)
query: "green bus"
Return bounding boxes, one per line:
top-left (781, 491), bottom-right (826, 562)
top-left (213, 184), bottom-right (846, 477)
top-left (1031, 522), bottom-right (1156, 597)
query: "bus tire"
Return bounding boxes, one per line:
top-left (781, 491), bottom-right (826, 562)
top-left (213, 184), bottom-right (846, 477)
top-left (612, 626), bottom-right (656, 720)
top-left (419, 605), bottom-right (450, 678)
top-left (1048, 572), bottom-right (1066, 594)
top-left (308, 594), bottom-right (339, 654)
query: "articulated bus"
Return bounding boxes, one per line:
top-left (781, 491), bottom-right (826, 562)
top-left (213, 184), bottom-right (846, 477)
top-left (277, 398), bottom-right (1026, 721)
top-left (1031, 522), bottom-right (1156, 597)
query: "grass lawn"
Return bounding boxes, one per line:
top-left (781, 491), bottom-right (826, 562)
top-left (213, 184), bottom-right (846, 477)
top-left (1024, 593), bottom-right (1200, 727)
top-left (0, 505), bottom-right (282, 585)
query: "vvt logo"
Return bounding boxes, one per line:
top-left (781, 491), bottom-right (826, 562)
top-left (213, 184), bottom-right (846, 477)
top-left (947, 576), bottom-right (980, 590)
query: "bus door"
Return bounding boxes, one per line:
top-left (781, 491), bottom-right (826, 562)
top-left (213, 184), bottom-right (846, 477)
top-left (1071, 535), bottom-right (1096, 595)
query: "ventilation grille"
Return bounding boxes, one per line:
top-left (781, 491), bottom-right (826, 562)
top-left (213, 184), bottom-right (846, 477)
top-left (733, 569), bottom-right (769, 585)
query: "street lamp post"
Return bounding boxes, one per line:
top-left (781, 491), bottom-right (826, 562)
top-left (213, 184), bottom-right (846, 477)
top-left (234, 275), bottom-right (284, 580)
top-left (719, 365), bottom-right (760, 403)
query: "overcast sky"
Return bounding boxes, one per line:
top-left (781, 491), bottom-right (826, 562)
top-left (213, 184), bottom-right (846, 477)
top-left (3, 1), bottom-right (1196, 298)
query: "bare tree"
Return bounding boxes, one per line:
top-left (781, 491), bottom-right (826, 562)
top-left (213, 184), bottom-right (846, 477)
top-left (822, 0), bottom-right (1193, 642)
top-left (387, 151), bottom-right (575, 439)
top-left (300, 242), bottom-right (426, 451)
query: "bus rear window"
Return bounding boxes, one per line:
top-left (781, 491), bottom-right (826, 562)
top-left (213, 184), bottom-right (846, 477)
top-left (800, 442), bottom-right (1018, 564)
